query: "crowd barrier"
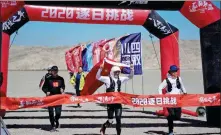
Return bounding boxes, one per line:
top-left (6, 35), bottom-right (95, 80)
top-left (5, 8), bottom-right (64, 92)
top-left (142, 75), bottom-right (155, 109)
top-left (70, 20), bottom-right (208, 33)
top-left (1, 92), bottom-right (220, 110)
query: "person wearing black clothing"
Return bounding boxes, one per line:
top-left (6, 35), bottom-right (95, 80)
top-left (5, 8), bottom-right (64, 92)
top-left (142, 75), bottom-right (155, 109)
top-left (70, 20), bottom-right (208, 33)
top-left (39, 65), bottom-right (53, 90)
top-left (96, 63), bottom-right (134, 135)
top-left (42, 66), bottom-right (65, 131)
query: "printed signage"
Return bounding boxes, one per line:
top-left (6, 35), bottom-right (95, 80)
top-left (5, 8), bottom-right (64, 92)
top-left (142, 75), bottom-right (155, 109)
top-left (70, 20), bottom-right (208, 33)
top-left (119, 33), bottom-right (142, 75)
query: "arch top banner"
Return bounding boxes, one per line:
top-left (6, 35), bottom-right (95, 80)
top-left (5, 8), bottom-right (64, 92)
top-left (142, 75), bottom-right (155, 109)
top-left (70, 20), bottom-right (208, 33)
top-left (24, 5), bottom-right (150, 25)
top-left (24, 1), bottom-right (185, 10)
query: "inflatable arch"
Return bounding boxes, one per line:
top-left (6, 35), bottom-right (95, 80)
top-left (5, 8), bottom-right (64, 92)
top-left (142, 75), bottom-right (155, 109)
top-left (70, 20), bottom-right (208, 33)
top-left (0, 1), bottom-right (220, 126)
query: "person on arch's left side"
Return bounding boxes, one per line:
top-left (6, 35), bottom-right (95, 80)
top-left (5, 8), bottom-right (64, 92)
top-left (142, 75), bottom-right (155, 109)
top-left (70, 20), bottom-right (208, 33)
top-left (39, 65), bottom-right (53, 92)
top-left (42, 66), bottom-right (65, 131)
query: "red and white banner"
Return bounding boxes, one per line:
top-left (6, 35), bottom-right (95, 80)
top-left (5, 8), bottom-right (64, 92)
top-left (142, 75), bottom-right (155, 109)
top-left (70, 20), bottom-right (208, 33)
top-left (24, 5), bottom-right (150, 25)
top-left (65, 51), bottom-right (75, 73)
top-left (1, 92), bottom-right (220, 111)
top-left (65, 45), bottom-right (84, 73)
top-left (92, 39), bottom-right (112, 65)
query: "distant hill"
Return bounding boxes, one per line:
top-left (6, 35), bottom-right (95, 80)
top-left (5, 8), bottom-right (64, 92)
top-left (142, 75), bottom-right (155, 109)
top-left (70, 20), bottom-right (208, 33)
top-left (8, 40), bottom-right (202, 70)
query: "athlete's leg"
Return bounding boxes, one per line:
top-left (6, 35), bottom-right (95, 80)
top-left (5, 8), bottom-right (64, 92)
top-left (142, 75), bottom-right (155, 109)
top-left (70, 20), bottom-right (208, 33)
top-left (167, 108), bottom-right (175, 134)
top-left (55, 105), bottom-right (62, 128)
top-left (115, 104), bottom-right (122, 135)
top-left (48, 107), bottom-right (55, 128)
top-left (76, 88), bottom-right (81, 107)
top-left (100, 104), bottom-right (114, 134)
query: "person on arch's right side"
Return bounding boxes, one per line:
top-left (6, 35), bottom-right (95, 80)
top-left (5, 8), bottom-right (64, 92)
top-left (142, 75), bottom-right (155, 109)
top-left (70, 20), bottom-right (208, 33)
top-left (158, 65), bottom-right (187, 135)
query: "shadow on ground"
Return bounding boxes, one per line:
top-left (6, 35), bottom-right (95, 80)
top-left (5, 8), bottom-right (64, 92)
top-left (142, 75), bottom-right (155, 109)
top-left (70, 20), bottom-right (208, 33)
top-left (6, 122), bottom-right (210, 129)
top-left (3, 115), bottom-right (207, 125)
top-left (72, 134), bottom-right (115, 135)
top-left (144, 130), bottom-right (221, 135)
top-left (5, 110), bottom-right (208, 125)
top-left (145, 130), bottom-right (167, 135)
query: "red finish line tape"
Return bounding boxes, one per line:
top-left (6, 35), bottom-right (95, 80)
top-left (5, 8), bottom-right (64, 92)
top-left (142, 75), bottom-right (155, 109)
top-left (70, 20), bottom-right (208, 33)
top-left (1, 92), bottom-right (220, 110)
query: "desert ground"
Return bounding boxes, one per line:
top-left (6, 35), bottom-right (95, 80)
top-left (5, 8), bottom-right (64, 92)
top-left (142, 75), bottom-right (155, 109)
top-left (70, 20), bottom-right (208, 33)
top-left (2, 40), bottom-right (220, 135)
top-left (3, 70), bottom-right (220, 135)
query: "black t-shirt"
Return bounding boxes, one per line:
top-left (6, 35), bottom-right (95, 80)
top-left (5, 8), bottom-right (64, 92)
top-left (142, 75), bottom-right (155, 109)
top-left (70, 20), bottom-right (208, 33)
top-left (42, 75), bottom-right (65, 95)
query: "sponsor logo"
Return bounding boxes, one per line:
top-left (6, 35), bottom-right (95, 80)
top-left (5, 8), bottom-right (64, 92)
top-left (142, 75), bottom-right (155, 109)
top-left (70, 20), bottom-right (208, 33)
top-left (95, 96), bottom-right (115, 103)
top-left (2, 10), bottom-right (25, 31)
top-left (119, 0), bottom-right (148, 6)
top-left (70, 96), bottom-right (89, 103)
top-left (189, 1), bottom-right (214, 13)
top-left (148, 17), bottom-right (171, 35)
top-left (1, 0), bottom-right (17, 8)
top-left (199, 96), bottom-right (217, 103)
top-left (19, 99), bottom-right (44, 108)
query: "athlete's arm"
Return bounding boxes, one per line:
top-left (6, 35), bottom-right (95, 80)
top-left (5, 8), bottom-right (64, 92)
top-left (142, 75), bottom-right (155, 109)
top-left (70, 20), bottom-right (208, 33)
top-left (61, 77), bottom-right (65, 93)
top-left (39, 75), bottom-right (45, 88)
top-left (42, 77), bottom-right (49, 94)
top-left (158, 79), bottom-right (167, 94)
top-left (70, 75), bottom-right (76, 85)
top-left (96, 68), bottom-right (109, 83)
top-left (120, 69), bottom-right (134, 83)
top-left (61, 77), bottom-right (65, 90)
top-left (179, 77), bottom-right (187, 94)
top-left (121, 65), bottom-right (134, 83)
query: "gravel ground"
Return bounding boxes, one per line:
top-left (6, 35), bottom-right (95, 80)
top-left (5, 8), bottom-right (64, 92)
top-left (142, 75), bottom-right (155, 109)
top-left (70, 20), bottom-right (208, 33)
top-left (3, 71), bottom-right (220, 135)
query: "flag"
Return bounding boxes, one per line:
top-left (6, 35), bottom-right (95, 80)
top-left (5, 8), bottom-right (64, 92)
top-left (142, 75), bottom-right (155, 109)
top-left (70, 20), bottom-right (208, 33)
top-left (71, 45), bottom-right (83, 73)
top-left (119, 33), bottom-right (142, 75)
top-left (92, 39), bottom-right (114, 66)
top-left (82, 43), bottom-right (94, 72)
top-left (65, 51), bottom-right (75, 73)
top-left (81, 58), bottom-right (129, 95)
top-left (92, 39), bottom-right (107, 65)
top-left (102, 38), bottom-right (120, 60)
top-left (82, 46), bottom-right (88, 72)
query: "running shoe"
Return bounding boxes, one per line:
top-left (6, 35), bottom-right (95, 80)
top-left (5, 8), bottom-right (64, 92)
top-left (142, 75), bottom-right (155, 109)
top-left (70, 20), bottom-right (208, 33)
top-left (50, 127), bottom-right (56, 132)
top-left (168, 132), bottom-right (174, 135)
top-left (100, 124), bottom-right (106, 135)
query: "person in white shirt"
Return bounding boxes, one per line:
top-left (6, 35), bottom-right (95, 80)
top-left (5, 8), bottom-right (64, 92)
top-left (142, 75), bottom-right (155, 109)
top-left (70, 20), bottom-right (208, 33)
top-left (158, 65), bottom-right (187, 135)
top-left (96, 63), bottom-right (134, 135)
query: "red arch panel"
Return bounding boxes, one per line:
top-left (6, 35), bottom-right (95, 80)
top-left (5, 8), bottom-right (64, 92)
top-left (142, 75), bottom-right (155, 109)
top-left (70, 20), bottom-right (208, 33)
top-left (24, 5), bottom-right (150, 25)
top-left (180, 1), bottom-right (220, 28)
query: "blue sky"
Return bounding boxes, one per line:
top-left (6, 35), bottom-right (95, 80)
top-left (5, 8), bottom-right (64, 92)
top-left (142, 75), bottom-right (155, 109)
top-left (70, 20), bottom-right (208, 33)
top-left (11, 1), bottom-right (220, 47)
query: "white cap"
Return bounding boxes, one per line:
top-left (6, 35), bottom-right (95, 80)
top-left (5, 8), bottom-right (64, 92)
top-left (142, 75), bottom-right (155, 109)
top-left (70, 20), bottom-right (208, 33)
top-left (111, 66), bottom-right (121, 72)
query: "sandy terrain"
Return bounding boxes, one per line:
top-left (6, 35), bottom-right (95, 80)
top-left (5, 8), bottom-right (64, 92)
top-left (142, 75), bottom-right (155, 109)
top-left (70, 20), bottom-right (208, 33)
top-left (8, 40), bottom-right (202, 70)
top-left (3, 70), bottom-right (220, 135)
